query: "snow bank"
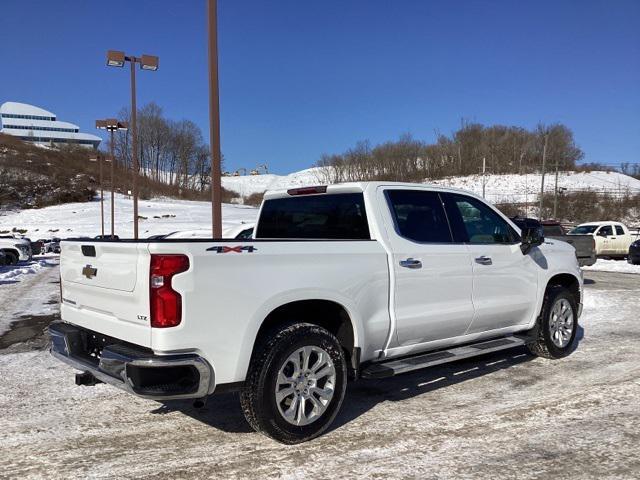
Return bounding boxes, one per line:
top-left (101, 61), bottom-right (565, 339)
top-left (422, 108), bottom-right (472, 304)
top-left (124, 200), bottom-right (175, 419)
top-left (582, 259), bottom-right (640, 275)
top-left (0, 259), bottom-right (51, 281)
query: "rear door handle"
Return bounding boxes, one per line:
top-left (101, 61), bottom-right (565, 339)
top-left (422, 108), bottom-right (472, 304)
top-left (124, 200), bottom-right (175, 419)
top-left (399, 258), bottom-right (422, 269)
top-left (475, 255), bottom-right (492, 265)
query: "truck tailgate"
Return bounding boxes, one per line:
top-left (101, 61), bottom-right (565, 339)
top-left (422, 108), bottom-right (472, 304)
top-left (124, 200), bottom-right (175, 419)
top-left (60, 241), bottom-right (152, 347)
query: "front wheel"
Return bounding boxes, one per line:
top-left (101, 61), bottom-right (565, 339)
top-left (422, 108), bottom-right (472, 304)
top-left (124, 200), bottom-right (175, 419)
top-left (527, 286), bottom-right (578, 359)
top-left (4, 251), bottom-right (19, 266)
top-left (240, 323), bottom-right (347, 444)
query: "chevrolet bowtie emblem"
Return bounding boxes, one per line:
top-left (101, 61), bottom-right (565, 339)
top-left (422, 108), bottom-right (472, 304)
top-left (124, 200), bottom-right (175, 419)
top-left (82, 265), bottom-right (98, 279)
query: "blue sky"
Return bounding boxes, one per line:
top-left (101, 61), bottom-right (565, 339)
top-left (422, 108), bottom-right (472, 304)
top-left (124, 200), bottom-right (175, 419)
top-left (1, 0), bottom-right (638, 174)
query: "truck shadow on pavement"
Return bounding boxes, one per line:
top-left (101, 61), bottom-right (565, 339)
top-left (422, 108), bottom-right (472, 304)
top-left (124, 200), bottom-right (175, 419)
top-left (157, 325), bottom-right (584, 436)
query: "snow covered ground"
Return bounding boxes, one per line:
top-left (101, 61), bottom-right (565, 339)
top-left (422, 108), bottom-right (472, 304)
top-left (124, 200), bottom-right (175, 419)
top-left (0, 270), bottom-right (639, 479)
top-left (582, 258), bottom-right (640, 275)
top-left (0, 256), bottom-right (59, 336)
top-left (0, 193), bottom-right (258, 239)
top-left (220, 168), bottom-right (640, 205)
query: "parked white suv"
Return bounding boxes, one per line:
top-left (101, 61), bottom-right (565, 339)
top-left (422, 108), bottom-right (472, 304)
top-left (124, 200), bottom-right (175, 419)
top-left (50, 182), bottom-right (583, 443)
top-left (0, 236), bottom-right (32, 265)
top-left (568, 221), bottom-right (636, 258)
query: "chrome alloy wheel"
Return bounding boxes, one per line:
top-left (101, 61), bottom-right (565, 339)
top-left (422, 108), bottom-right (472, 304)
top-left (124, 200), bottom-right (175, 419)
top-left (549, 298), bottom-right (574, 348)
top-left (275, 346), bottom-right (336, 426)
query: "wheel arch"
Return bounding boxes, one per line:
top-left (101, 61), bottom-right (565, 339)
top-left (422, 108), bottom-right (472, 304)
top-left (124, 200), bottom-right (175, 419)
top-left (1, 248), bottom-right (20, 263)
top-left (546, 273), bottom-right (581, 305)
top-left (245, 298), bottom-right (360, 379)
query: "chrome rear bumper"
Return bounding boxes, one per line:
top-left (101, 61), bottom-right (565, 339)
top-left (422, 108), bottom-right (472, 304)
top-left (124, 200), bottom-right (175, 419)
top-left (49, 322), bottom-right (214, 400)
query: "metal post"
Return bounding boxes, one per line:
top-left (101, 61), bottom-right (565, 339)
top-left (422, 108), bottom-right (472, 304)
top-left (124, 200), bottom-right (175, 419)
top-left (553, 155), bottom-right (559, 219)
top-left (538, 134), bottom-right (548, 220)
top-left (482, 157), bottom-right (486, 198)
top-left (99, 154), bottom-right (104, 237)
top-left (130, 58), bottom-right (139, 239)
top-left (110, 129), bottom-right (116, 238)
top-left (208, 0), bottom-right (223, 238)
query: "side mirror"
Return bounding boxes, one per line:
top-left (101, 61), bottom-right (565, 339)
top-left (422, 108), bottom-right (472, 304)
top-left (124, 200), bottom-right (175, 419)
top-left (597, 230), bottom-right (607, 237)
top-left (520, 226), bottom-right (544, 254)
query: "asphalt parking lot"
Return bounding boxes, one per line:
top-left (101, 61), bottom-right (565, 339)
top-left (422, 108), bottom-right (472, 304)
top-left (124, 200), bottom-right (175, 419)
top-left (0, 270), bottom-right (638, 479)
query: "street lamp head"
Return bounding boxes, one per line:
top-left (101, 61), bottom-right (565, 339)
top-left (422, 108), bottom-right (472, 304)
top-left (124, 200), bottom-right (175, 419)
top-left (96, 118), bottom-right (129, 131)
top-left (140, 54), bottom-right (159, 71)
top-left (107, 50), bottom-right (126, 67)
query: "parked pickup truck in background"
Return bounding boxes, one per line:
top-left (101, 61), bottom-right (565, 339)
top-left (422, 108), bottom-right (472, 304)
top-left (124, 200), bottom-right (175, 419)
top-left (510, 217), bottom-right (596, 267)
top-left (568, 221), bottom-right (637, 259)
top-left (0, 235), bottom-right (32, 265)
top-left (50, 183), bottom-right (583, 443)
top-left (542, 220), bottom-right (596, 267)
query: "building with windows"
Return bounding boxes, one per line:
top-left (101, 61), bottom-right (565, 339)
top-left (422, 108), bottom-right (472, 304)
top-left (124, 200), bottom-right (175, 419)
top-left (0, 101), bottom-right (101, 149)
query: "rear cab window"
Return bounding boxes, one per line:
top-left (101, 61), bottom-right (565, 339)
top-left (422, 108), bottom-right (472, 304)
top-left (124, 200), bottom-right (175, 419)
top-left (385, 190), bottom-right (453, 243)
top-left (255, 193), bottom-right (370, 239)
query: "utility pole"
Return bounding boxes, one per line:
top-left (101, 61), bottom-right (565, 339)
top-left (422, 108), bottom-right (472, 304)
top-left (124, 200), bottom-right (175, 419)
top-left (208, 0), bottom-right (223, 238)
top-left (538, 133), bottom-right (548, 220)
top-left (482, 157), bottom-right (486, 198)
top-left (553, 155), bottom-right (560, 219)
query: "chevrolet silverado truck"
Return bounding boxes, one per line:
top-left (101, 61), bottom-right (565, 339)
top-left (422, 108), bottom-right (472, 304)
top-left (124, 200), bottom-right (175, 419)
top-left (50, 182), bottom-right (583, 444)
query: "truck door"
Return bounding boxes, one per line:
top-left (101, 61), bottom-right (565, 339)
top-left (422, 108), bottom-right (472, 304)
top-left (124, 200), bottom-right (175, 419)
top-left (596, 225), bottom-right (614, 255)
top-left (441, 193), bottom-right (539, 332)
top-left (614, 225), bottom-right (627, 254)
top-left (380, 187), bottom-right (475, 347)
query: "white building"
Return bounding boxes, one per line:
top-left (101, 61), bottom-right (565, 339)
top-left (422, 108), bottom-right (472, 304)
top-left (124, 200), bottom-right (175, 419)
top-left (0, 101), bottom-right (101, 149)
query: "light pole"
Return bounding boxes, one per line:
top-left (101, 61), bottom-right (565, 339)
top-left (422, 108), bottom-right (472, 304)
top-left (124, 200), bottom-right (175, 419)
top-left (89, 153), bottom-right (106, 237)
top-left (208, 0), bottom-right (223, 238)
top-left (96, 119), bottom-right (129, 239)
top-left (106, 50), bottom-right (158, 239)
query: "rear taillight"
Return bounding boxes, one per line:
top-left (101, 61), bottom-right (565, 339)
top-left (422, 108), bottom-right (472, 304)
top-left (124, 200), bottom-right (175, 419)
top-left (149, 254), bottom-right (189, 328)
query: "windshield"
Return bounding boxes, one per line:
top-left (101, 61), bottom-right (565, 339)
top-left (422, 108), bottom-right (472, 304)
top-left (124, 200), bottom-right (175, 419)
top-left (569, 225), bottom-right (598, 235)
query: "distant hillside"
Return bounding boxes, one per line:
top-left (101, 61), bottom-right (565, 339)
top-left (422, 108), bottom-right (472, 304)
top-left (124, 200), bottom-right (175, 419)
top-left (0, 134), bottom-right (234, 211)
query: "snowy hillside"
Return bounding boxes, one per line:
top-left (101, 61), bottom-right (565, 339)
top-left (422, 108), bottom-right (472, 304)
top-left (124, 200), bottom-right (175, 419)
top-left (221, 167), bottom-right (323, 197)
top-left (432, 170), bottom-right (640, 203)
top-left (0, 193), bottom-right (258, 239)
top-left (222, 168), bottom-right (640, 204)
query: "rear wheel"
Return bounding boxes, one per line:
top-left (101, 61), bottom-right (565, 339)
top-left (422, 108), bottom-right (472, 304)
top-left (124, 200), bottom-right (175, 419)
top-left (240, 323), bottom-right (347, 444)
top-left (527, 286), bottom-right (578, 359)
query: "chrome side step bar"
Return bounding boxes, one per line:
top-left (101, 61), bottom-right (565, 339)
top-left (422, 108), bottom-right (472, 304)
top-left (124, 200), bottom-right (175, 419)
top-left (361, 335), bottom-right (532, 379)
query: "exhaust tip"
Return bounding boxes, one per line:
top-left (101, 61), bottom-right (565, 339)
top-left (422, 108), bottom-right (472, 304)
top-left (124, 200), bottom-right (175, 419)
top-left (193, 397), bottom-right (207, 409)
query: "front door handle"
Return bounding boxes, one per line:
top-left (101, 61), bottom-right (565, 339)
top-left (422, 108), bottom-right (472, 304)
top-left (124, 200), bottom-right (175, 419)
top-left (475, 255), bottom-right (492, 265)
top-left (400, 258), bottom-right (422, 269)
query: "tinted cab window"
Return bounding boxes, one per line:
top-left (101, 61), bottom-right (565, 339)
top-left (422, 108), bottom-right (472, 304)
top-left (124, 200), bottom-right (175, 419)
top-left (386, 190), bottom-right (452, 243)
top-left (444, 193), bottom-right (519, 244)
top-left (256, 193), bottom-right (370, 239)
top-left (598, 225), bottom-right (613, 236)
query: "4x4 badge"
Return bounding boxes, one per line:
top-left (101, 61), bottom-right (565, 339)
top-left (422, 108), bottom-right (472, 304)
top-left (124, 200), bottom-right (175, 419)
top-left (82, 265), bottom-right (98, 279)
top-left (206, 245), bottom-right (257, 254)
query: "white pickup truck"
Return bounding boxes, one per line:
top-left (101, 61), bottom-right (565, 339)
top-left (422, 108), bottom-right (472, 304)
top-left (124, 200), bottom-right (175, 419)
top-left (568, 221), bottom-right (637, 258)
top-left (50, 182), bottom-right (583, 443)
top-left (0, 235), bottom-right (32, 265)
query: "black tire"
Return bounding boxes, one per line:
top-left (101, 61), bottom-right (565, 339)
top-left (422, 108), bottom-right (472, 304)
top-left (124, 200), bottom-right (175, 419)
top-left (527, 286), bottom-right (578, 359)
top-left (240, 323), bottom-right (347, 444)
top-left (4, 251), bottom-right (19, 266)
